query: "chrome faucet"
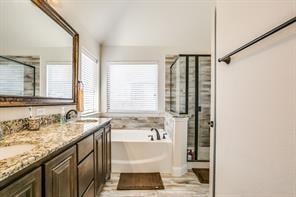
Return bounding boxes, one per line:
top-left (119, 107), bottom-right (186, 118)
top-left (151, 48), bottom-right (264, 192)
top-left (150, 128), bottom-right (161, 140)
top-left (66, 109), bottom-right (78, 121)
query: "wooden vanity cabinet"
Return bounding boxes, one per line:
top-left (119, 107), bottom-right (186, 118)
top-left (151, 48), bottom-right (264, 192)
top-left (0, 123), bottom-right (111, 197)
top-left (104, 125), bottom-right (111, 181)
top-left (0, 167), bottom-right (42, 197)
top-left (94, 128), bottom-right (105, 193)
top-left (44, 146), bottom-right (77, 197)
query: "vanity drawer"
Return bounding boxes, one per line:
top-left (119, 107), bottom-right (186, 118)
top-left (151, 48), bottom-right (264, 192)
top-left (82, 181), bottom-right (95, 197)
top-left (78, 152), bottom-right (94, 197)
top-left (78, 134), bottom-right (94, 162)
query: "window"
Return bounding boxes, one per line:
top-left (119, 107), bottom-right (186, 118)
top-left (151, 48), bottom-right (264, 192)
top-left (0, 64), bottom-right (24, 96)
top-left (107, 63), bottom-right (158, 113)
top-left (47, 63), bottom-right (72, 98)
top-left (81, 52), bottom-right (98, 114)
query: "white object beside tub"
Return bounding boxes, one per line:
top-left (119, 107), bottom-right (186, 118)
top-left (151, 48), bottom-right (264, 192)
top-left (165, 112), bottom-right (189, 177)
top-left (111, 129), bottom-right (172, 173)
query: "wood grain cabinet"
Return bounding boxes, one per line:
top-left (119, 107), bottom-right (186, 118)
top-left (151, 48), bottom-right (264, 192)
top-left (94, 128), bottom-right (105, 194)
top-left (0, 167), bottom-right (41, 197)
top-left (78, 153), bottom-right (94, 197)
top-left (0, 123), bottom-right (111, 197)
top-left (104, 125), bottom-right (111, 181)
top-left (94, 125), bottom-right (111, 194)
top-left (82, 181), bottom-right (94, 197)
top-left (44, 146), bottom-right (77, 197)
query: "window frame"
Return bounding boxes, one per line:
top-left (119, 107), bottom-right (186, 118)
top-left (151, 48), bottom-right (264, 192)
top-left (107, 61), bottom-right (159, 114)
top-left (80, 50), bottom-right (99, 115)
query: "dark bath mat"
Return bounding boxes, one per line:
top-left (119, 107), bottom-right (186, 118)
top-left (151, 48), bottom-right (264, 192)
top-left (192, 168), bottom-right (209, 184)
top-left (117, 173), bottom-right (165, 190)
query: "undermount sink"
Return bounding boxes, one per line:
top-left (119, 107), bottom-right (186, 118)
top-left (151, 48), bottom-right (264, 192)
top-left (75, 119), bottom-right (98, 123)
top-left (0, 144), bottom-right (35, 160)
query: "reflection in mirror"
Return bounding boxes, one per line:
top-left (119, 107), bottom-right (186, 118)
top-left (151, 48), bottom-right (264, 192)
top-left (0, 56), bottom-right (36, 96)
top-left (0, 0), bottom-right (73, 99)
top-left (170, 56), bottom-right (188, 114)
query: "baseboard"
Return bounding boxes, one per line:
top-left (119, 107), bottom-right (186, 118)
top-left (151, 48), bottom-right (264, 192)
top-left (171, 164), bottom-right (187, 177)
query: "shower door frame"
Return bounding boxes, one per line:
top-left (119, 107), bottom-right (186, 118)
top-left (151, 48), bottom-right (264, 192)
top-left (194, 54), bottom-right (211, 162)
top-left (179, 54), bottom-right (211, 162)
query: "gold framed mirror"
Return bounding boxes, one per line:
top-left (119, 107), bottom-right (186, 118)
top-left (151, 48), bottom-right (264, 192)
top-left (0, 0), bottom-right (79, 107)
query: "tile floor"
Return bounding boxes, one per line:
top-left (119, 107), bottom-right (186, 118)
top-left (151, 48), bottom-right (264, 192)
top-left (99, 171), bottom-right (209, 197)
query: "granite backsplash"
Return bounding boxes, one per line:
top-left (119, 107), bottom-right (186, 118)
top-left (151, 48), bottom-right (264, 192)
top-left (0, 114), bottom-right (61, 136)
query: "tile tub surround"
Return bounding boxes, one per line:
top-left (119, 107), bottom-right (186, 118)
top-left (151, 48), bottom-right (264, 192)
top-left (93, 114), bottom-right (164, 129)
top-left (100, 171), bottom-right (209, 197)
top-left (0, 118), bottom-right (111, 184)
top-left (0, 114), bottom-right (61, 136)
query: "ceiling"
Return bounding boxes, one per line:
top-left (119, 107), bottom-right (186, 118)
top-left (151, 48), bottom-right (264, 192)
top-left (51, 0), bottom-right (214, 48)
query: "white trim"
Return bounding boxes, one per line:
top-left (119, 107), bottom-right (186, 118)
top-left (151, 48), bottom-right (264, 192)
top-left (81, 51), bottom-right (99, 115)
top-left (187, 162), bottom-right (210, 169)
top-left (99, 112), bottom-right (164, 117)
top-left (171, 164), bottom-right (188, 177)
top-left (107, 60), bottom-right (159, 65)
top-left (80, 111), bottom-right (99, 117)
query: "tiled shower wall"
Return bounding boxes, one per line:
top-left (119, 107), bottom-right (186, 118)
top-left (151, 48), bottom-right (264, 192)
top-left (165, 55), bottom-right (178, 112)
top-left (187, 57), bottom-right (196, 149)
top-left (0, 56), bottom-right (40, 96)
top-left (197, 56), bottom-right (211, 149)
top-left (165, 55), bottom-right (211, 160)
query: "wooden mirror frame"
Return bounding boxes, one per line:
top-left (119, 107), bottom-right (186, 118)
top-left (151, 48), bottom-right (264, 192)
top-left (0, 0), bottom-right (79, 107)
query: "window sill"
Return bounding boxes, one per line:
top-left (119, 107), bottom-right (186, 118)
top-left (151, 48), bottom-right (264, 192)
top-left (80, 111), bottom-right (99, 117)
top-left (99, 112), bottom-right (164, 118)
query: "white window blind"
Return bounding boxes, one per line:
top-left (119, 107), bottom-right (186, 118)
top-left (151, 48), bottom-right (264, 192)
top-left (81, 53), bottom-right (97, 114)
top-left (107, 63), bottom-right (158, 113)
top-left (47, 64), bottom-right (72, 98)
top-left (0, 64), bottom-right (24, 96)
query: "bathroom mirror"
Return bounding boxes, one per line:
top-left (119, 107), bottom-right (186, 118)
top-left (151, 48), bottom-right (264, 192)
top-left (0, 0), bottom-right (79, 107)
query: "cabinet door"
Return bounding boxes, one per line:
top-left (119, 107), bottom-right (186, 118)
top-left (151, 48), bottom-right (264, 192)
top-left (0, 167), bottom-right (41, 197)
top-left (104, 125), bottom-right (111, 181)
top-left (45, 146), bottom-right (77, 197)
top-left (78, 153), bottom-right (94, 197)
top-left (94, 129), bottom-right (104, 194)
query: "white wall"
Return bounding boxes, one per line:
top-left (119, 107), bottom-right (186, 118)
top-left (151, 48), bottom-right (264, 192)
top-left (100, 45), bottom-right (211, 115)
top-left (215, 1), bottom-right (296, 196)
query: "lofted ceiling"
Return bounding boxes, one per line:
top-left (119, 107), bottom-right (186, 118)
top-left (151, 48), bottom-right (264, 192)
top-left (51, 0), bottom-right (214, 48)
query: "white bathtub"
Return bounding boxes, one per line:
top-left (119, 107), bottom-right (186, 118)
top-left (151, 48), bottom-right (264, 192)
top-left (111, 129), bottom-right (172, 173)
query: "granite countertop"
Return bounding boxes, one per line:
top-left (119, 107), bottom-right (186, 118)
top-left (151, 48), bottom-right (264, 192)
top-left (0, 118), bottom-right (111, 183)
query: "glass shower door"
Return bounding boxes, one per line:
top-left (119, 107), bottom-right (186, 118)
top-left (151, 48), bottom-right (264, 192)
top-left (196, 56), bottom-right (211, 161)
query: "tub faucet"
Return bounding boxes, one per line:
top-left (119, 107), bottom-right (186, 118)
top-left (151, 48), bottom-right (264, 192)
top-left (151, 128), bottom-right (161, 140)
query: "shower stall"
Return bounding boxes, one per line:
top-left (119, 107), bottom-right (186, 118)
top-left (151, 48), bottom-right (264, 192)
top-left (169, 54), bottom-right (211, 161)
